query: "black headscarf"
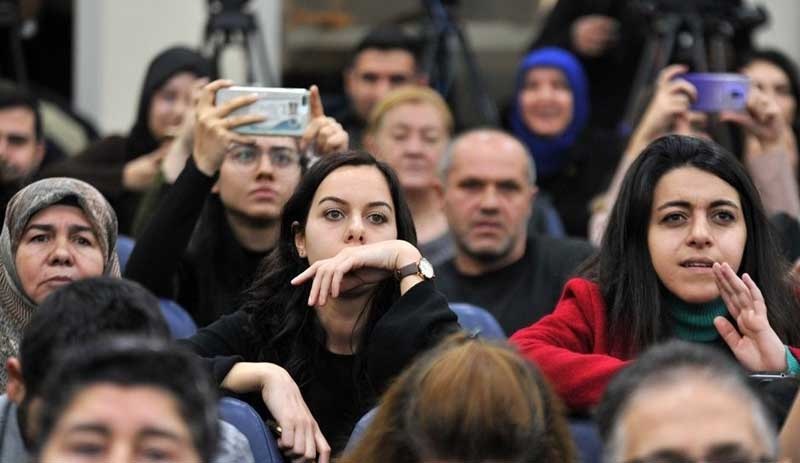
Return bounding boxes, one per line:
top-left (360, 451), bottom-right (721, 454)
top-left (125, 46), bottom-right (210, 160)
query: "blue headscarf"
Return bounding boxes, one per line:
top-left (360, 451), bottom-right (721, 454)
top-left (510, 47), bottom-right (590, 178)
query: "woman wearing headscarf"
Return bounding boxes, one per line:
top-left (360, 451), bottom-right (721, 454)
top-left (508, 46), bottom-right (622, 238)
top-left (0, 177), bottom-right (119, 388)
top-left (38, 46), bottom-right (210, 235)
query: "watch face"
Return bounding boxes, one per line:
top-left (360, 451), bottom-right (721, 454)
top-left (419, 257), bottom-right (435, 279)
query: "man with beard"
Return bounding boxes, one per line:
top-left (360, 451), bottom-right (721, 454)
top-left (436, 129), bottom-right (593, 335)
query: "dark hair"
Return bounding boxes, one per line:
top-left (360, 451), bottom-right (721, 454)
top-left (340, 332), bottom-right (577, 463)
top-left (583, 134), bottom-right (800, 354)
top-left (596, 340), bottom-right (776, 460)
top-left (350, 25), bottom-right (421, 70)
top-left (242, 150), bottom-right (416, 388)
top-left (19, 277), bottom-right (169, 398)
top-left (0, 86), bottom-right (42, 140)
top-left (33, 337), bottom-right (218, 462)
top-left (738, 48), bottom-right (800, 135)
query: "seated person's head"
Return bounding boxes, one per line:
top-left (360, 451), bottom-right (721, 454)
top-left (265, 149), bottom-right (414, 280)
top-left (213, 133), bottom-right (304, 226)
top-left (739, 49), bottom-right (799, 131)
top-left (0, 178), bottom-right (119, 306)
top-left (365, 85), bottom-right (453, 192)
top-left (597, 340), bottom-right (779, 463)
top-left (345, 25), bottom-right (425, 121)
top-left (439, 129), bottom-right (537, 267)
top-left (594, 134), bottom-right (798, 347)
top-left (242, 150), bottom-right (416, 364)
top-left (7, 276), bottom-right (168, 445)
top-left (132, 46), bottom-right (210, 148)
top-left (0, 87), bottom-right (45, 184)
top-left (32, 337), bottom-right (218, 463)
top-left (341, 332), bottom-right (576, 463)
top-left (511, 47), bottom-right (589, 141)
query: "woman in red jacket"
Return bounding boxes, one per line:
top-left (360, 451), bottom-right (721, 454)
top-left (510, 134), bottom-right (800, 412)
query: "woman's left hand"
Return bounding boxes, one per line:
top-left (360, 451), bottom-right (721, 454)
top-left (299, 85), bottom-right (349, 156)
top-left (713, 262), bottom-right (787, 372)
top-left (290, 240), bottom-right (421, 307)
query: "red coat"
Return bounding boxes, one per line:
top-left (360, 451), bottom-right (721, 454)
top-left (509, 277), bottom-right (800, 412)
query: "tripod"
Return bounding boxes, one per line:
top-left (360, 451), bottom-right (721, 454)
top-left (619, 2), bottom-right (767, 139)
top-left (420, 0), bottom-right (498, 127)
top-left (203, 0), bottom-right (277, 85)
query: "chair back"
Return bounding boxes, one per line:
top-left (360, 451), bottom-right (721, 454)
top-left (158, 298), bottom-right (198, 339)
top-left (449, 303), bottom-right (506, 339)
top-left (218, 397), bottom-right (285, 463)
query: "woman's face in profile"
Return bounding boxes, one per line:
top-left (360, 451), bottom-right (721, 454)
top-left (148, 71), bottom-right (197, 141)
top-left (14, 205), bottom-right (105, 304)
top-left (647, 167), bottom-right (747, 304)
top-left (519, 67), bottom-right (574, 137)
top-left (296, 165), bottom-right (398, 264)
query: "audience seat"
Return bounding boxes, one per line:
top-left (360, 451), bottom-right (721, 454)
top-left (449, 303), bottom-right (506, 339)
top-left (569, 418), bottom-right (602, 463)
top-left (115, 235), bottom-right (136, 271)
top-left (219, 397), bottom-right (285, 463)
top-left (158, 298), bottom-right (197, 339)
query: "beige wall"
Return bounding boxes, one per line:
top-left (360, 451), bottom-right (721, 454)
top-left (74, 0), bottom-right (282, 134)
top-left (753, 0), bottom-right (800, 67)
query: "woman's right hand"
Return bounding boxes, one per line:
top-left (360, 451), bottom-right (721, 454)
top-left (633, 64), bottom-right (698, 145)
top-left (259, 364), bottom-right (331, 462)
top-left (192, 79), bottom-right (266, 176)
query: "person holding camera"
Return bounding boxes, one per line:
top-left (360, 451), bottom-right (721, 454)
top-left (124, 79), bottom-right (348, 327)
top-left (589, 63), bottom-right (798, 244)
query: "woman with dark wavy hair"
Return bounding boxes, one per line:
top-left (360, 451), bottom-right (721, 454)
top-left (511, 134), bottom-right (800, 413)
top-left (183, 151), bottom-right (457, 461)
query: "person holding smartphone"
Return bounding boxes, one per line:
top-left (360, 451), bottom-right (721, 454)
top-left (124, 80), bottom-right (348, 327)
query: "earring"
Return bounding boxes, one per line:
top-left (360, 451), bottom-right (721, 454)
top-left (297, 248), bottom-right (306, 258)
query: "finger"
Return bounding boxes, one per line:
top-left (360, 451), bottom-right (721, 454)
top-left (714, 315), bottom-right (742, 351)
top-left (721, 262), bottom-right (754, 312)
top-left (315, 429), bottom-right (331, 463)
top-left (316, 124), bottom-right (337, 152)
top-left (742, 273), bottom-right (766, 314)
top-left (280, 424), bottom-right (296, 452)
top-left (308, 267), bottom-right (322, 306)
top-left (215, 93), bottom-right (261, 118)
top-left (309, 85), bottom-right (325, 118)
top-left (658, 64), bottom-right (690, 86)
top-left (331, 266), bottom-right (345, 299)
top-left (667, 79), bottom-right (698, 102)
top-left (198, 79), bottom-right (233, 110)
top-left (291, 422), bottom-right (308, 460)
top-left (317, 266), bottom-right (332, 307)
top-left (714, 263), bottom-right (741, 318)
top-left (303, 423), bottom-right (316, 461)
top-left (330, 256), bottom-right (355, 298)
top-left (223, 113), bottom-right (267, 129)
top-left (291, 264), bottom-right (317, 286)
top-left (300, 117), bottom-right (327, 151)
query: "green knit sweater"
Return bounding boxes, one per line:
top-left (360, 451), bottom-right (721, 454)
top-left (668, 296), bottom-right (800, 374)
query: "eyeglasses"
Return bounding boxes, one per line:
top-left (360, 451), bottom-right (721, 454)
top-left (225, 144), bottom-right (300, 169)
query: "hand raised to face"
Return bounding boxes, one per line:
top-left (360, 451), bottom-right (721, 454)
top-left (712, 262), bottom-right (787, 372)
